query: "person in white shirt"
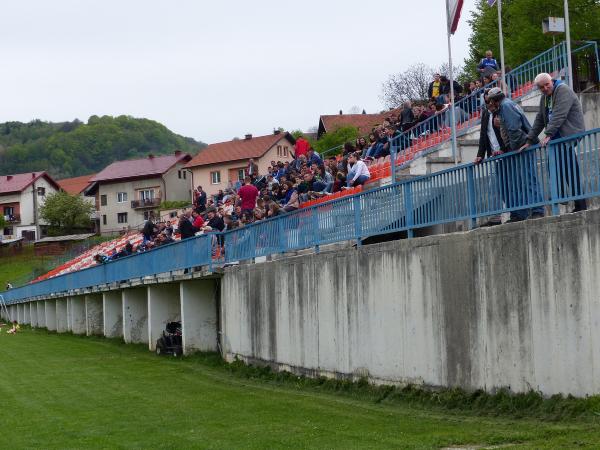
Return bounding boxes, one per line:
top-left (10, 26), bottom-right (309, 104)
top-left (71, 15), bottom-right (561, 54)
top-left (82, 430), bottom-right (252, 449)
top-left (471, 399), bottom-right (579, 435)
top-left (345, 153), bottom-right (370, 188)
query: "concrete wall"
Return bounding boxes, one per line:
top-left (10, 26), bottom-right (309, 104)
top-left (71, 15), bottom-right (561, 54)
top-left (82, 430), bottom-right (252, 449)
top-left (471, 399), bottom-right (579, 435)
top-left (180, 279), bottom-right (218, 354)
top-left (221, 209), bottom-right (600, 397)
top-left (103, 291), bottom-right (123, 338)
top-left (45, 300), bottom-right (56, 331)
top-left (147, 284), bottom-right (181, 351)
top-left (56, 300), bottom-right (68, 333)
top-left (122, 288), bottom-right (148, 344)
top-left (85, 294), bottom-right (104, 336)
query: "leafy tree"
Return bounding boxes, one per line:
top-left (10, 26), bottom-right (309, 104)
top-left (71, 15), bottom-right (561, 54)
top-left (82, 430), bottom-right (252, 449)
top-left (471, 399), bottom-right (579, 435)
top-left (465, 0), bottom-right (600, 78)
top-left (0, 215), bottom-right (6, 230)
top-left (313, 126), bottom-right (360, 155)
top-left (39, 191), bottom-right (95, 235)
top-left (0, 116), bottom-right (207, 179)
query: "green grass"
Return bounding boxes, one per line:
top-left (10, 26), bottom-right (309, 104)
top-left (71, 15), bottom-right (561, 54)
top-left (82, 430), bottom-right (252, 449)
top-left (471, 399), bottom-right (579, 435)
top-left (1, 329), bottom-right (600, 449)
top-left (0, 246), bottom-right (51, 289)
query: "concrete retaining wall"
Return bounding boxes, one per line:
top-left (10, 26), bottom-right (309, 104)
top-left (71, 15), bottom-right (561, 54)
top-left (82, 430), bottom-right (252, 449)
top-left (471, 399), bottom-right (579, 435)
top-left (221, 209), bottom-right (600, 397)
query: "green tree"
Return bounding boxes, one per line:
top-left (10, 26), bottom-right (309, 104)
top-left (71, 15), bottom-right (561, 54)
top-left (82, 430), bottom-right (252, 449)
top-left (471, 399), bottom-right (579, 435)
top-left (39, 191), bottom-right (95, 235)
top-left (313, 126), bottom-right (360, 156)
top-left (466, 0), bottom-right (600, 78)
top-left (0, 215), bottom-right (6, 231)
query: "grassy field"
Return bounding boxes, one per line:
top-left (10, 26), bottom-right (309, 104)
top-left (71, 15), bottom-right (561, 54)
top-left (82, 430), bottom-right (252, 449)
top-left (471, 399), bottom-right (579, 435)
top-left (0, 246), bottom-right (51, 289)
top-left (0, 329), bottom-right (599, 449)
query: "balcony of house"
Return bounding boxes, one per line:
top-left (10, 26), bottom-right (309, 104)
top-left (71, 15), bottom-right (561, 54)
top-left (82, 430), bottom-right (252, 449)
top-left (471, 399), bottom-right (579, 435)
top-left (4, 214), bottom-right (20, 224)
top-left (131, 198), bottom-right (161, 209)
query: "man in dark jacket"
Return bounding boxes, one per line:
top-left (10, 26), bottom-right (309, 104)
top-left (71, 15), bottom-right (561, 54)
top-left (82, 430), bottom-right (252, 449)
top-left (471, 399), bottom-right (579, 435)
top-left (178, 210), bottom-right (199, 239)
top-left (521, 73), bottom-right (587, 212)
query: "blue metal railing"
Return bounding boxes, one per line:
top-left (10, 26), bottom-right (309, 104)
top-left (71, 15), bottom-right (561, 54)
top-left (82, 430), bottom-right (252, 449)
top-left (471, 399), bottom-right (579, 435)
top-left (1, 233), bottom-right (213, 303)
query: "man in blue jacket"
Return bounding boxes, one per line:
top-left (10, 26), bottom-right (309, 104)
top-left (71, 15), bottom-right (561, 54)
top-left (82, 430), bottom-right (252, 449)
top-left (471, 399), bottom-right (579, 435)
top-left (478, 50), bottom-right (499, 75)
top-left (487, 87), bottom-right (544, 222)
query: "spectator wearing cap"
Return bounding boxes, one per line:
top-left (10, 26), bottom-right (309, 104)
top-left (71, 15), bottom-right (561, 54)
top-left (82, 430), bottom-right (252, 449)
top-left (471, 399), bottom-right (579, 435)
top-left (478, 50), bottom-right (499, 75)
top-left (345, 153), bottom-right (370, 188)
top-left (521, 72), bottom-right (587, 212)
top-left (238, 176), bottom-right (259, 216)
top-left (202, 207), bottom-right (225, 232)
top-left (487, 87), bottom-right (544, 222)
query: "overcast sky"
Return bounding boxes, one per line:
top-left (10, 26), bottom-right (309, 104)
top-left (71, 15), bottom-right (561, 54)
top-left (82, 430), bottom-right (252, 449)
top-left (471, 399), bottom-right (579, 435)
top-left (1, 0), bottom-right (476, 144)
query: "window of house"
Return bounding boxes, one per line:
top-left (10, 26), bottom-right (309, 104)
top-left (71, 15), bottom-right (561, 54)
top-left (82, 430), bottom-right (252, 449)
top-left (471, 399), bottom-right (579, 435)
top-left (183, 171), bottom-right (186, 179)
top-left (143, 211), bottom-right (154, 220)
top-left (37, 187), bottom-right (46, 196)
top-left (139, 189), bottom-right (155, 201)
top-left (4, 206), bottom-right (14, 217)
top-left (277, 145), bottom-right (282, 157)
top-left (210, 171), bottom-right (221, 184)
top-left (178, 170), bottom-right (182, 179)
top-left (283, 146), bottom-right (289, 157)
top-left (3, 226), bottom-right (13, 235)
top-left (102, 215), bottom-right (107, 225)
top-left (100, 195), bottom-right (107, 206)
top-left (237, 169), bottom-right (245, 181)
top-left (117, 192), bottom-right (127, 203)
top-left (117, 212), bottom-right (128, 224)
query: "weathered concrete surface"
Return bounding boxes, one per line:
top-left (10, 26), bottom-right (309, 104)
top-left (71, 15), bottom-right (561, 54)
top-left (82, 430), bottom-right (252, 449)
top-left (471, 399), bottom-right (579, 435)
top-left (45, 300), bottom-right (56, 331)
top-left (180, 279), bottom-right (218, 354)
top-left (22, 303), bottom-right (30, 324)
top-left (36, 301), bottom-right (46, 328)
top-left (85, 294), bottom-right (103, 336)
top-left (122, 288), bottom-right (148, 344)
top-left (103, 291), bottom-right (123, 338)
top-left (221, 208), bottom-right (600, 397)
top-left (29, 302), bottom-right (38, 327)
top-left (56, 300), bottom-right (68, 333)
top-left (148, 284), bottom-right (180, 351)
top-left (70, 296), bottom-right (86, 335)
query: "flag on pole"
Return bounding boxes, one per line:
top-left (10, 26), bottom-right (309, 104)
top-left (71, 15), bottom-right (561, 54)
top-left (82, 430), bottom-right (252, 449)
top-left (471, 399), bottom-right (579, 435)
top-left (447, 0), bottom-right (464, 34)
top-left (487, 0), bottom-right (497, 6)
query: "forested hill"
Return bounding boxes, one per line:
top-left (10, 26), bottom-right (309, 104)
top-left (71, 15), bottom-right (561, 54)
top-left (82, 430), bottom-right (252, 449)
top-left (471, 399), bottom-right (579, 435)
top-left (0, 116), bottom-right (207, 179)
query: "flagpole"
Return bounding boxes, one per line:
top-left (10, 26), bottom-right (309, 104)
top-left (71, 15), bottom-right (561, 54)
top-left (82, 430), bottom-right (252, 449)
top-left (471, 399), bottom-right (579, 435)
top-left (497, 0), bottom-right (507, 93)
top-left (446, 0), bottom-right (458, 165)
top-left (564, 0), bottom-right (573, 88)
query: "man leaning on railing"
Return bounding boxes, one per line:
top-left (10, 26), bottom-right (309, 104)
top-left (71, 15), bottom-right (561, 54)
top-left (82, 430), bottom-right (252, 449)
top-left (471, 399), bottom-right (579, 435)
top-left (520, 73), bottom-right (587, 213)
top-left (487, 87), bottom-right (544, 222)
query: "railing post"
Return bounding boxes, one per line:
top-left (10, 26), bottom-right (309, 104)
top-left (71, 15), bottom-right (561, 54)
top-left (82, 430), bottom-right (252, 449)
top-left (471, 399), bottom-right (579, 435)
top-left (311, 206), bottom-right (320, 253)
top-left (391, 141), bottom-right (397, 183)
top-left (353, 195), bottom-right (362, 246)
top-left (547, 143), bottom-right (561, 215)
top-left (403, 182), bottom-right (414, 238)
top-left (466, 165), bottom-right (477, 229)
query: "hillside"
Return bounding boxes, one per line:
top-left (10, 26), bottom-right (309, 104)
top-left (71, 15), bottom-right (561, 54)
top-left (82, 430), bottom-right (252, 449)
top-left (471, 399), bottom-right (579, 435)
top-left (0, 116), bottom-right (206, 179)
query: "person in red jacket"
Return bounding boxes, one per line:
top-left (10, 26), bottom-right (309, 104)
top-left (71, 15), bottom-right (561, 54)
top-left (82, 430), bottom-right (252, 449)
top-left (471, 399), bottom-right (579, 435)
top-left (294, 136), bottom-right (310, 158)
top-left (238, 176), bottom-right (259, 216)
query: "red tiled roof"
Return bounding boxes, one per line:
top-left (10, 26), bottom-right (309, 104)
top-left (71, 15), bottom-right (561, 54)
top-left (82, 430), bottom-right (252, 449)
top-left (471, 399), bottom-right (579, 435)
top-left (319, 109), bottom-right (402, 137)
top-left (90, 153), bottom-right (192, 183)
top-left (0, 171), bottom-right (60, 195)
top-left (186, 133), bottom-right (296, 168)
top-left (57, 174), bottom-right (95, 195)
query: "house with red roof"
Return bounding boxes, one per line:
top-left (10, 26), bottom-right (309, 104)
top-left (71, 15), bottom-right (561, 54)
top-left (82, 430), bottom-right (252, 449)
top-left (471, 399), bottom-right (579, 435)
top-left (317, 109), bottom-right (402, 139)
top-left (56, 174), bottom-right (95, 196)
top-left (0, 171), bottom-right (61, 241)
top-left (186, 131), bottom-right (296, 197)
top-left (86, 151), bottom-right (192, 235)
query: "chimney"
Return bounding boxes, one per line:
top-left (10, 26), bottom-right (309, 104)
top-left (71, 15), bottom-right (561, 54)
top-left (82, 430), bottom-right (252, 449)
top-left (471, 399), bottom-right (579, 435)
top-left (174, 150), bottom-right (182, 156)
top-left (6, 175), bottom-right (12, 181)
top-left (273, 129), bottom-right (281, 135)
top-left (148, 154), bottom-right (154, 159)
top-left (339, 110), bottom-right (343, 115)
top-left (32, 173), bottom-right (36, 178)
top-left (244, 133), bottom-right (252, 140)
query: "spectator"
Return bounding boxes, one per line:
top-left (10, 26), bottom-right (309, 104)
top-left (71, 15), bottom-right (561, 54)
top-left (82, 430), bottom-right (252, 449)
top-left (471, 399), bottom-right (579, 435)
top-left (478, 50), bottom-right (499, 75)
top-left (439, 76), bottom-right (463, 104)
top-left (6, 282), bottom-right (13, 290)
top-left (400, 101), bottom-right (415, 131)
top-left (246, 158), bottom-right (259, 180)
top-left (202, 207), bottom-right (225, 232)
top-left (294, 135), bottom-right (310, 158)
top-left (428, 73), bottom-right (442, 101)
top-left (178, 210), bottom-right (199, 239)
top-left (345, 153), bottom-right (370, 188)
top-left (238, 176), bottom-right (259, 216)
top-left (307, 148), bottom-right (323, 168)
top-left (191, 210), bottom-right (205, 229)
top-left (487, 87), bottom-right (544, 222)
top-left (194, 186), bottom-right (207, 213)
top-left (283, 184), bottom-right (300, 212)
top-left (142, 218), bottom-right (158, 244)
top-left (522, 72), bottom-right (587, 212)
